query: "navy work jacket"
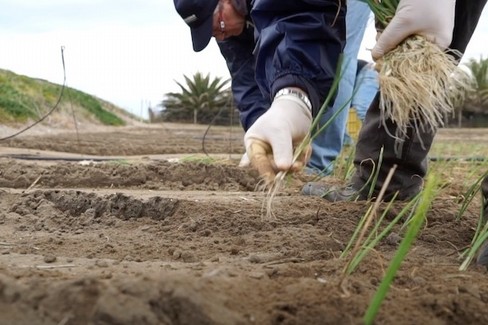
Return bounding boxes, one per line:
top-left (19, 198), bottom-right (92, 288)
top-left (218, 0), bottom-right (346, 131)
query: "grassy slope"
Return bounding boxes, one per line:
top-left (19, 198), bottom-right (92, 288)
top-left (0, 68), bottom-right (141, 126)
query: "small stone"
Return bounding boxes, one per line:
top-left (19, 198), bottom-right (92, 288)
top-left (124, 255), bottom-right (135, 261)
top-left (249, 272), bottom-right (266, 280)
top-left (101, 272), bottom-right (113, 279)
top-left (173, 250), bottom-right (182, 259)
top-left (385, 232), bottom-right (402, 246)
top-left (412, 276), bottom-right (426, 286)
top-left (248, 255), bottom-right (263, 264)
top-left (181, 251), bottom-right (196, 263)
top-left (43, 255), bottom-right (57, 263)
top-left (95, 260), bottom-right (109, 268)
top-left (188, 222), bottom-right (198, 232)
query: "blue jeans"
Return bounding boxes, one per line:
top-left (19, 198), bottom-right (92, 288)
top-left (343, 62), bottom-right (379, 145)
top-left (306, 0), bottom-right (371, 175)
top-left (352, 63), bottom-right (379, 121)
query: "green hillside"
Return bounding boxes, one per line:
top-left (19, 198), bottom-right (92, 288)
top-left (0, 68), bottom-right (138, 126)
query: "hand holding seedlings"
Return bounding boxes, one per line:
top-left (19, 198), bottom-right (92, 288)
top-left (244, 88), bottom-right (313, 185)
top-left (371, 0), bottom-right (455, 60)
top-left (365, 0), bottom-right (469, 143)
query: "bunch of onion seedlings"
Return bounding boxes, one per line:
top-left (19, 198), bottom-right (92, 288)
top-left (363, 0), bottom-right (470, 143)
top-left (458, 170), bottom-right (488, 270)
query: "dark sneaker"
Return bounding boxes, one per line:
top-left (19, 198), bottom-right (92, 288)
top-left (477, 241), bottom-right (488, 267)
top-left (477, 200), bottom-right (488, 267)
top-left (302, 181), bottom-right (421, 202)
top-left (301, 182), bottom-right (365, 202)
top-left (301, 182), bottom-right (329, 197)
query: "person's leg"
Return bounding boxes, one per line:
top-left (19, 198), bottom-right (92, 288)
top-left (341, 62), bottom-right (378, 146)
top-left (351, 63), bottom-right (379, 121)
top-left (481, 175), bottom-right (488, 219)
top-left (306, 0), bottom-right (371, 176)
top-left (350, 93), bottom-right (430, 200)
top-left (477, 174), bottom-right (488, 265)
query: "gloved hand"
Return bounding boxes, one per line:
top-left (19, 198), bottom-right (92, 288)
top-left (372, 0), bottom-right (456, 60)
top-left (244, 89), bottom-right (312, 183)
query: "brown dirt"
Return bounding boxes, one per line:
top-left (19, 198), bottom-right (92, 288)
top-left (0, 123), bottom-right (488, 325)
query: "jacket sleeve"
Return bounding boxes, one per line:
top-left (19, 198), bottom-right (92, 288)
top-left (217, 27), bottom-right (269, 131)
top-left (251, 0), bottom-right (346, 117)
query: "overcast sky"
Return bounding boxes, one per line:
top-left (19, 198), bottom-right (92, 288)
top-left (1, 0), bottom-right (487, 119)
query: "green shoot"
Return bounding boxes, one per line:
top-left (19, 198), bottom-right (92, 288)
top-left (363, 172), bottom-right (439, 325)
top-left (456, 170), bottom-right (488, 220)
top-left (346, 192), bottom-right (422, 275)
top-left (339, 164), bottom-right (397, 286)
top-left (459, 214), bottom-right (488, 271)
top-left (458, 171), bottom-right (488, 270)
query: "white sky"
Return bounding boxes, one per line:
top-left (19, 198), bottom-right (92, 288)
top-left (1, 0), bottom-right (487, 119)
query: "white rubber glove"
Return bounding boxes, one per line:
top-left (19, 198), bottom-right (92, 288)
top-left (244, 90), bottom-right (312, 182)
top-left (372, 0), bottom-right (456, 60)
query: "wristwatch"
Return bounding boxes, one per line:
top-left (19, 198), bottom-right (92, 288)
top-left (274, 88), bottom-right (312, 112)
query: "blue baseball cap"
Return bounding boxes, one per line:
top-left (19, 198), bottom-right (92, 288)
top-left (173, 0), bottom-right (219, 52)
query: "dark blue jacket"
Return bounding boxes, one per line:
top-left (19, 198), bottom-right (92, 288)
top-left (218, 0), bottom-right (345, 130)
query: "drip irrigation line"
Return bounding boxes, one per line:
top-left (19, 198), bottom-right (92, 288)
top-left (0, 46), bottom-right (68, 142)
top-left (202, 96), bottom-right (233, 157)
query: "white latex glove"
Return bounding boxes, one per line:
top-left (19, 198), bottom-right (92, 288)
top-left (372, 0), bottom-right (456, 60)
top-left (244, 90), bottom-right (312, 182)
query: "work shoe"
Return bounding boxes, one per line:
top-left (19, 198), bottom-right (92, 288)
top-left (302, 182), bottom-right (365, 202)
top-left (477, 200), bottom-right (488, 267)
top-left (477, 241), bottom-right (488, 267)
top-left (302, 181), bottom-right (421, 202)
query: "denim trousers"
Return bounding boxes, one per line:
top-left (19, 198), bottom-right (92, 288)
top-left (351, 63), bottom-right (378, 121)
top-left (344, 62), bottom-right (379, 144)
top-left (306, 0), bottom-right (371, 175)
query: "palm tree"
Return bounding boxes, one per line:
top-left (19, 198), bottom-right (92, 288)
top-left (161, 72), bottom-right (230, 124)
top-left (464, 56), bottom-right (488, 111)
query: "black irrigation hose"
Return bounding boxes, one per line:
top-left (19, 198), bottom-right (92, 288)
top-left (202, 98), bottom-right (233, 157)
top-left (0, 154), bottom-right (116, 162)
top-left (1, 153), bottom-right (485, 163)
top-left (429, 156), bottom-right (487, 162)
top-left (0, 46), bottom-right (67, 142)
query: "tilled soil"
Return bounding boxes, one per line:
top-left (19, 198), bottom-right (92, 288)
top-left (0, 123), bottom-right (487, 325)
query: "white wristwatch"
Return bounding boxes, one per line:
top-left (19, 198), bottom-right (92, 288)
top-left (274, 88), bottom-right (312, 112)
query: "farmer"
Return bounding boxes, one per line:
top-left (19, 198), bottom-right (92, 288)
top-left (302, 0), bottom-right (487, 204)
top-left (236, 0), bottom-right (488, 262)
top-left (173, 0), bottom-right (369, 174)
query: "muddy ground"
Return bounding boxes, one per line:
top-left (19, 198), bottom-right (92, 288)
top-left (0, 123), bottom-right (488, 325)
